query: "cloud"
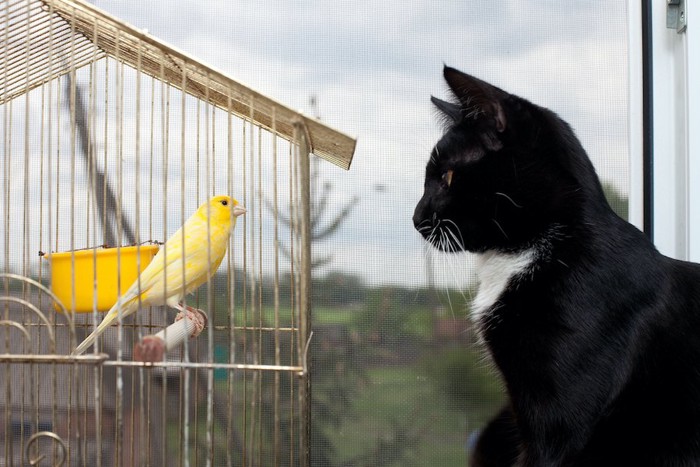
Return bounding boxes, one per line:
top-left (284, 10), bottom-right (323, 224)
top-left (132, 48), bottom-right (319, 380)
top-left (75, 0), bottom-right (631, 287)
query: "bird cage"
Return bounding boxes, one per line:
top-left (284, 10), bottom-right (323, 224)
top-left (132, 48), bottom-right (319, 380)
top-left (0, 0), bottom-right (356, 465)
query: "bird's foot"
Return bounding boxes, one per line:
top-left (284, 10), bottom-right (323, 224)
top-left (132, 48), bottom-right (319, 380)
top-left (174, 305), bottom-right (208, 337)
top-left (133, 335), bottom-right (166, 362)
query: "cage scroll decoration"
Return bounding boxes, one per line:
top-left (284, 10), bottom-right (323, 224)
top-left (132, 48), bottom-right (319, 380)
top-left (0, 0), bottom-right (356, 465)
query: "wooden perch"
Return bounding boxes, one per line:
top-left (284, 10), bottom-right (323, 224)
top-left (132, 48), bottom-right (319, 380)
top-left (133, 307), bottom-right (208, 362)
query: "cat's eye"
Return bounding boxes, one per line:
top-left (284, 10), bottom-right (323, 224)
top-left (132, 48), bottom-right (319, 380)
top-left (440, 170), bottom-right (453, 189)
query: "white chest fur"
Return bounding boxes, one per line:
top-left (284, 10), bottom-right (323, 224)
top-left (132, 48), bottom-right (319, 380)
top-left (472, 249), bottom-right (536, 324)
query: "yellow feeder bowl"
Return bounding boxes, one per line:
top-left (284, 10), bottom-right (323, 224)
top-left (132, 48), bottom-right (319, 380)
top-left (42, 244), bottom-right (160, 313)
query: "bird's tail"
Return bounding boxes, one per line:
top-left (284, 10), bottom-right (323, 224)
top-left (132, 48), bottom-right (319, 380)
top-left (71, 299), bottom-right (135, 355)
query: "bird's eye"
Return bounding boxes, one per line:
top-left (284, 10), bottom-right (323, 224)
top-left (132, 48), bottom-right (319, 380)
top-left (221, 200), bottom-right (228, 206)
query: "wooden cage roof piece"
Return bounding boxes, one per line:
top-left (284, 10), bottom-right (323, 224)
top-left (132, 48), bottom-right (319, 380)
top-left (0, 0), bottom-right (356, 170)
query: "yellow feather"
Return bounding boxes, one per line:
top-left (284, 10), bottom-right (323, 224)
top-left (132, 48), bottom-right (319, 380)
top-left (72, 195), bottom-right (246, 355)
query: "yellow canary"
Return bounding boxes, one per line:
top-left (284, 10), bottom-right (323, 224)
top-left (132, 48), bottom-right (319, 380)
top-left (72, 195), bottom-right (246, 355)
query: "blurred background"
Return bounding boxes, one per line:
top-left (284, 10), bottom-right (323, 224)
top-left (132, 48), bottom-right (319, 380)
top-left (82, 1), bottom-right (630, 465)
top-left (98, 0), bottom-right (630, 288)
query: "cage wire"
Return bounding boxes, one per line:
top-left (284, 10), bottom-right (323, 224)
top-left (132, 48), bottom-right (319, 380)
top-left (0, 0), bottom-right (356, 465)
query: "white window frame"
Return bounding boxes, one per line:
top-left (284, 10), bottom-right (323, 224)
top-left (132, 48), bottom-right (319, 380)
top-left (629, 1), bottom-right (700, 262)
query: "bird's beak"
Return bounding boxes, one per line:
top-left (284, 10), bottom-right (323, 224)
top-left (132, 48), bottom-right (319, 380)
top-left (233, 205), bottom-right (247, 217)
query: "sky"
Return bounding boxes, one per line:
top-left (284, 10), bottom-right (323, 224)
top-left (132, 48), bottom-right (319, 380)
top-left (45, 0), bottom-right (632, 288)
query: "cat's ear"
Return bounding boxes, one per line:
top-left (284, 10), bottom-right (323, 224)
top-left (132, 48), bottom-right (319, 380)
top-left (443, 66), bottom-right (507, 133)
top-left (431, 96), bottom-right (463, 123)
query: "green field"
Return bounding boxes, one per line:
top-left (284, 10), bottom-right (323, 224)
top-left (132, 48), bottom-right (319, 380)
top-left (182, 278), bottom-right (501, 466)
top-left (327, 366), bottom-right (469, 466)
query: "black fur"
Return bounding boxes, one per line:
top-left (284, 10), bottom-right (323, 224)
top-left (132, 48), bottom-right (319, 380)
top-left (414, 66), bottom-right (700, 466)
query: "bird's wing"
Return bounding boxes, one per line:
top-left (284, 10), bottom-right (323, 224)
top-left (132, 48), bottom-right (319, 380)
top-left (72, 228), bottom-right (214, 355)
top-left (71, 292), bottom-right (140, 355)
top-left (136, 216), bottom-right (226, 303)
top-left (72, 203), bottom-right (235, 356)
top-left (177, 217), bottom-right (232, 295)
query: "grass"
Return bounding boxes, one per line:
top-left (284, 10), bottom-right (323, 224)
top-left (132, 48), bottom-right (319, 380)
top-left (163, 364), bottom-right (472, 466)
top-left (193, 300), bottom-right (488, 466)
top-left (328, 366), bottom-right (468, 466)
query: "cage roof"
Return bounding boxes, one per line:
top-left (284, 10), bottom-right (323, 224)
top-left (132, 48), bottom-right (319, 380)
top-left (0, 0), bottom-right (356, 170)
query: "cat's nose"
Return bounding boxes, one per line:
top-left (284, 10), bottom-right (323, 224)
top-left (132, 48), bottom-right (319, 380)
top-left (413, 196), bottom-right (433, 230)
top-left (413, 201), bottom-right (425, 228)
top-left (412, 211), bottom-right (421, 229)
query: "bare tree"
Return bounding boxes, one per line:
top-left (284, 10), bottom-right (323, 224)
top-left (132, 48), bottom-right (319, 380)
top-left (267, 95), bottom-right (358, 273)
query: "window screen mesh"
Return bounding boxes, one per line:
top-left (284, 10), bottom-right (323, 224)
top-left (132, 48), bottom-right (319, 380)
top-left (1, 1), bottom-right (629, 465)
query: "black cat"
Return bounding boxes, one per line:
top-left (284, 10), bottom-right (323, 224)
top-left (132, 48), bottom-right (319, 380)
top-left (414, 66), bottom-right (700, 467)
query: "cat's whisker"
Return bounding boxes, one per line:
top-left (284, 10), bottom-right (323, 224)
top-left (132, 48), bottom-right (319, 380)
top-left (492, 218), bottom-right (509, 240)
top-left (427, 224), bottom-right (440, 247)
top-left (444, 293), bottom-right (461, 321)
top-left (445, 230), bottom-right (459, 252)
top-left (438, 230), bottom-right (449, 253)
top-left (443, 283), bottom-right (455, 318)
top-left (449, 255), bottom-right (470, 304)
top-left (420, 242), bottom-right (434, 275)
top-left (420, 244), bottom-right (454, 315)
top-left (435, 233), bottom-right (458, 318)
top-left (495, 192), bottom-right (524, 209)
top-left (442, 219), bottom-right (466, 251)
top-left (442, 229), bottom-right (454, 253)
top-left (419, 218), bottom-right (469, 321)
top-left (430, 147), bottom-right (440, 166)
top-left (431, 233), bottom-right (442, 252)
top-left (416, 219), bottom-right (433, 235)
top-left (439, 229), bottom-right (470, 315)
top-left (439, 226), bottom-right (456, 254)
